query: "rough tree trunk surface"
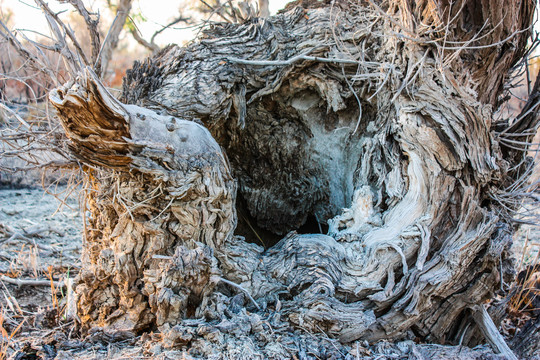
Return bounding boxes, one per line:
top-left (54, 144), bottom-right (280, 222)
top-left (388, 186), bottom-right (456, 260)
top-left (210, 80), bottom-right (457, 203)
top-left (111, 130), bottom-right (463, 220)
top-left (49, 0), bottom-right (537, 357)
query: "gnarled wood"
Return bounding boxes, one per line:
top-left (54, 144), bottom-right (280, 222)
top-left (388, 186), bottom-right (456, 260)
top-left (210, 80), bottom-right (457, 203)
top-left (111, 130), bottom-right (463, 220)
top-left (51, 68), bottom-right (236, 332)
top-left (49, 0), bottom-right (538, 357)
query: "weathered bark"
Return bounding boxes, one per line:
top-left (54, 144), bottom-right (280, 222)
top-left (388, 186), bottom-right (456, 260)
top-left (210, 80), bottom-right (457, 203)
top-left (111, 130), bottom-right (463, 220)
top-left (49, 0), bottom-right (538, 357)
top-left (50, 69), bottom-right (236, 332)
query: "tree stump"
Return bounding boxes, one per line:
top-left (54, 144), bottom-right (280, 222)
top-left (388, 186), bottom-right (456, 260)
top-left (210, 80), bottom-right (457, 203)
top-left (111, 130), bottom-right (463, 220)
top-left (49, 0), bottom-right (538, 356)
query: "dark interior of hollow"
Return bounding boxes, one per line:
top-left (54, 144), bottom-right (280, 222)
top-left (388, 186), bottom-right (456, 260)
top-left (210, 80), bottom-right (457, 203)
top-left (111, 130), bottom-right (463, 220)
top-left (234, 193), bottom-right (328, 249)
top-left (297, 214), bottom-right (329, 235)
top-left (234, 193), bottom-right (281, 248)
top-left (225, 87), bottom-right (366, 248)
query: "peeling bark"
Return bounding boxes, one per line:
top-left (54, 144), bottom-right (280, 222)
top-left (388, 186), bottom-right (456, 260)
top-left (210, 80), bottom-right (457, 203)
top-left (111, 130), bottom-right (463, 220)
top-left (49, 0), bottom-right (538, 357)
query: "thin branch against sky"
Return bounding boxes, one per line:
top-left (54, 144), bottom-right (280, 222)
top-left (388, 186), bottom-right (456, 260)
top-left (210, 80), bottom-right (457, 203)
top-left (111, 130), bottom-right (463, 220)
top-left (5, 0), bottom-right (292, 47)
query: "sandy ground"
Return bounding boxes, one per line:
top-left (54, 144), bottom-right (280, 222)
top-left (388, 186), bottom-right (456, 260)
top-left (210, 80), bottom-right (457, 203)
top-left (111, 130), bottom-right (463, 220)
top-left (0, 186), bottom-right (83, 358)
top-left (0, 186), bottom-right (82, 274)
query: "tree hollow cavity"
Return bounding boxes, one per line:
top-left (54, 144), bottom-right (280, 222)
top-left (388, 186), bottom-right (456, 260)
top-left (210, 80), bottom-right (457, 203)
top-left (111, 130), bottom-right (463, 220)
top-left (226, 87), bottom-right (370, 241)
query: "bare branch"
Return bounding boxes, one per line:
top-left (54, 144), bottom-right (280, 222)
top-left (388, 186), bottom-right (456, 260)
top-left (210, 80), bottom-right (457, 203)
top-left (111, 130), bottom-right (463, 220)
top-left (472, 305), bottom-right (518, 360)
top-left (0, 102), bottom-right (31, 129)
top-left (198, 0), bottom-right (235, 23)
top-left (227, 53), bottom-right (361, 66)
top-left (0, 275), bottom-right (62, 288)
top-left (219, 277), bottom-right (260, 310)
top-left (0, 20), bottom-right (59, 84)
top-left (61, 0), bottom-right (101, 70)
top-left (34, 0), bottom-right (88, 75)
top-left (95, 0), bottom-right (133, 77)
top-left (149, 15), bottom-right (189, 45)
top-left (129, 26), bottom-right (159, 53)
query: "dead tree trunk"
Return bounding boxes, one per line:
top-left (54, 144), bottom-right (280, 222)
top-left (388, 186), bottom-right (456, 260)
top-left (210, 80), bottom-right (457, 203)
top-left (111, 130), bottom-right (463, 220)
top-left (49, 0), bottom-right (538, 356)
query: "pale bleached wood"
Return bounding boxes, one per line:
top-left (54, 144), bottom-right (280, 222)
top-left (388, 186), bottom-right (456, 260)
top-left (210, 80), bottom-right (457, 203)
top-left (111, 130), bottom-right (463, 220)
top-left (472, 305), bottom-right (518, 360)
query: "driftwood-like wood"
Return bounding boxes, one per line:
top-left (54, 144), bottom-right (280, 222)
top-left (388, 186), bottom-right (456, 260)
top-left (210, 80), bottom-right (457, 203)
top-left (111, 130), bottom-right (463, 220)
top-left (49, 0), bottom-right (538, 357)
top-left (471, 305), bottom-right (517, 360)
top-left (51, 69), bottom-right (236, 332)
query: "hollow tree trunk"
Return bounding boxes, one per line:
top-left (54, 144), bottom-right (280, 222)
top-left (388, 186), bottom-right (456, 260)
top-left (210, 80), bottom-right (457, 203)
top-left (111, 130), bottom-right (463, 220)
top-left (49, 0), bottom-right (538, 356)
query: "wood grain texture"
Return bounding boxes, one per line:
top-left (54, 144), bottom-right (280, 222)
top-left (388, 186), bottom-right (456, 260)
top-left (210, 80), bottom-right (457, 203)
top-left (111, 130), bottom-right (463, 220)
top-left (49, 0), bottom-right (538, 357)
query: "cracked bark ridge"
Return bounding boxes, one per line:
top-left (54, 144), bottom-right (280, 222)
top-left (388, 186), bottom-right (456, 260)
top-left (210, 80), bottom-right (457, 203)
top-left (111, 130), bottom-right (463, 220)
top-left (49, 0), bottom-right (537, 357)
top-left (50, 69), bottom-right (235, 332)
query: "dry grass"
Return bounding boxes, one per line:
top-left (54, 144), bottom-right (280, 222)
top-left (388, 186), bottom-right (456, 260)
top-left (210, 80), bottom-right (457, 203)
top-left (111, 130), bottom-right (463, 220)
top-left (45, 265), bottom-right (68, 321)
top-left (0, 307), bottom-right (25, 360)
top-left (510, 234), bottom-right (540, 315)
